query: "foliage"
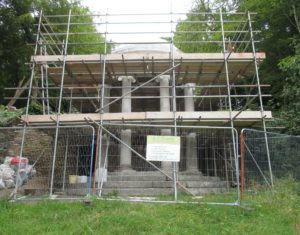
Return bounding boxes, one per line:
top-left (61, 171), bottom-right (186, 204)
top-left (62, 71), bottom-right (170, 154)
top-left (0, 0), bottom-right (34, 104)
top-left (0, 105), bottom-right (24, 126)
top-left (174, 0), bottom-right (220, 53)
top-left (238, 0), bottom-right (300, 133)
top-left (0, 0), bottom-right (109, 107)
top-left (174, 0), bottom-right (241, 53)
top-left (277, 45), bottom-right (300, 134)
top-left (34, 0), bottom-right (109, 55)
top-left (28, 100), bottom-right (44, 114)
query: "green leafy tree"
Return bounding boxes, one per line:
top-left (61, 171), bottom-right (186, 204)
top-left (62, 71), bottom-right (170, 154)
top-left (35, 0), bottom-right (109, 55)
top-left (239, 0), bottom-right (300, 134)
top-left (0, 0), bottom-right (109, 106)
top-left (277, 45), bottom-right (300, 134)
top-left (173, 0), bottom-right (242, 53)
top-left (174, 0), bottom-right (220, 53)
top-left (0, 0), bottom-right (34, 104)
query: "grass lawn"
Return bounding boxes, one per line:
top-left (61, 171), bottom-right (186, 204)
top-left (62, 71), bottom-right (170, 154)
top-left (0, 182), bottom-right (299, 235)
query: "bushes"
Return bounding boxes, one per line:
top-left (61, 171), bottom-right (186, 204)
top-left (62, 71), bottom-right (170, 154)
top-left (0, 105), bottom-right (24, 127)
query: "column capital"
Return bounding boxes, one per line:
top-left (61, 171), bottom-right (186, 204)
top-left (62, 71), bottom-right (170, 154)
top-left (183, 83), bottom-right (196, 90)
top-left (181, 83), bottom-right (196, 93)
top-left (155, 75), bottom-right (170, 83)
top-left (118, 76), bottom-right (136, 83)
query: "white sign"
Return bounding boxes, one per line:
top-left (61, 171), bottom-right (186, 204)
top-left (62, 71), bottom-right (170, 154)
top-left (95, 168), bottom-right (107, 183)
top-left (146, 135), bottom-right (180, 162)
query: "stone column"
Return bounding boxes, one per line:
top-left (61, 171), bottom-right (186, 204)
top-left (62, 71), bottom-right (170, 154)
top-left (159, 75), bottom-right (170, 112)
top-left (184, 83), bottom-right (199, 172)
top-left (99, 85), bottom-right (111, 168)
top-left (103, 85), bottom-right (111, 113)
top-left (118, 76), bottom-right (135, 171)
top-left (120, 129), bottom-right (132, 171)
top-left (157, 75), bottom-right (172, 172)
top-left (184, 83), bottom-right (195, 112)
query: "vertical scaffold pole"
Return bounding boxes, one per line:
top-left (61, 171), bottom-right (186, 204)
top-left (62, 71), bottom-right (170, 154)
top-left (40, 46), bottom-right (46, 114)
top-left (92, 128), bottom-right (100, 193)
top-left (13, 10), bottom-right (43, 199)
top-left (62, 135), bottom-right (69, 191)
top-left (170, 0), bottom-right (178, 201)
top-left (220, 9), bottom-right (240, 204)
top-left (49, 10), bottom-right (72, 197)
top-left (96, 11), bottom-right (108, 196)
top-left (240, 131), bottom-right (245, 199)
top-left (44, 45), bottom-right (50, 114)
top-left (88, 127), bottom-right (96, 195)
top-left (247, 11), bottom-right (274, 189)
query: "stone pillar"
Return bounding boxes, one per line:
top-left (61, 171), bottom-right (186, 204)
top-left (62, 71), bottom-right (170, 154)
top-left (103, 85), bottom-right (111, 113)
top-left (159, 75), bottom-right (170, 112)
top-left (184, 83), bottom-right (195, 112)
top-left (157, 75), bottom-right (172, 172)
top-left (118, 76), bottom-right (135, 171)
top-left (118, 76), bottom-right (135, 113)
top-left (99, 134), bottom-right (108, 168)
top-left (184, 83), bottom-right (199, 172)
top-left (120, 129), bottom-right (132, 171)
top-left (98, 86), bottom-right (110, 170)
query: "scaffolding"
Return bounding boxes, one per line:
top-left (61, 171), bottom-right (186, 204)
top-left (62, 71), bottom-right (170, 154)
top-left (4, 10), bottom-right (273, 203)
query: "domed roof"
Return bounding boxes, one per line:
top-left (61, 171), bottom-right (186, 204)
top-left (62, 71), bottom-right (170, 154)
top-left (112, 43), bottom-right (181, 54)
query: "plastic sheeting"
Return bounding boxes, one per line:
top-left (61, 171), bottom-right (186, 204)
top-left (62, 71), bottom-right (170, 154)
top-left (0, 157), bottom-right (36, 189)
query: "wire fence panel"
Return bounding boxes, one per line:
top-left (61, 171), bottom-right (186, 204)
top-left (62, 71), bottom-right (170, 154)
top-left (0, 124), bottom-right (240, 204)
top-left (93, 124), bottom-right (239, 205)
top-left (241, 129), bottom-right (300, 192)
top-left (0, 125), bottom-right (95, 200)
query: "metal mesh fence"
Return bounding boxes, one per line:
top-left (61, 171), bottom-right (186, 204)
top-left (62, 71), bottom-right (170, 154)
top-left (0, 124), bottom-right (239, 204)
top-left (0, 125), bottom-right (95, 200)
top-left (93, 124), bottom-right (239, 204)
top-left (241, 129), bottom-right (300, 192)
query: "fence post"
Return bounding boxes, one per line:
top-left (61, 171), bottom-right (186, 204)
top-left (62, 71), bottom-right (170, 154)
top-left (240, 131), bottom-right (245, 199)
top-left (92, 128), bottom-right (100, 194)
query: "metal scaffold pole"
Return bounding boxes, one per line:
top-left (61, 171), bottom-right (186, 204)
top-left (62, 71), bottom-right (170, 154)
top-left (247, 11), bottom-right (274, 189)
top-left (12, 10), bottom-right (43, 200)
top-left (170, 0), bottom-right (178, 201)
top-left (220, 9), bottom-right (240, 204)
top-left (96, 11), bottom-right (108, 196)
top-left (49, 9), bottom-right (72, 197)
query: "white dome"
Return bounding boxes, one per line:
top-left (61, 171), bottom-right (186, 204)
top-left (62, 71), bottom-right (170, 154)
top-left (112, 43), bottom-right (181, 54)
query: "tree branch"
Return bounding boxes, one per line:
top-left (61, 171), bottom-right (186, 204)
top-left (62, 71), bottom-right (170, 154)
top-left (292, 3), bottom-right (300, 34)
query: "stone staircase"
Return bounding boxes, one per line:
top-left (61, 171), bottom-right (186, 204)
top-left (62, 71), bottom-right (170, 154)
top-left (16, 171), bottom-right (229, 197)
top-left (100, 171), bottom-right (228, 196)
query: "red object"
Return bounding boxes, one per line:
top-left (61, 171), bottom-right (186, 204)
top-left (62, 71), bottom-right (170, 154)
top-left (10, 156), bottom-right (27, 165)
top-left (240, 132), bottom-right (245, 200)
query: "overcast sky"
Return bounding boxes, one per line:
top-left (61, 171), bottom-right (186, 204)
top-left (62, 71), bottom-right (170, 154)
top-left (81, 0), bottom-right (193, 14)
top-left (80, 0), bottom-right (194, 42)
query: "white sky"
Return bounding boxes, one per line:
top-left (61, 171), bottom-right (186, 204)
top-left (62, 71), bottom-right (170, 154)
top-left (80, 0), bottom-right (194, 42)
top-left (81, 0), bottom-right (193, 14)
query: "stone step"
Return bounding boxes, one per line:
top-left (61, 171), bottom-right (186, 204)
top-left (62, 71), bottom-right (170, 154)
top-left (20, 175), bottom-right (228, 196)
top-left (41, 185), bottom-right (227, 197)
top-left (103, 180), bottom-right (227, 188)
top-left (107, 175), bottom-right (220, 182)
top-left (179, 175), bottom-right (220, 181)
top-left (101, 187), bottom-right (226, 196)
top-left (183, 181), bottom-right (228, 188)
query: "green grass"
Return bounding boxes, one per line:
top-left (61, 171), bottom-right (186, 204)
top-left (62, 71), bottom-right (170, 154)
top-left (0, 182), bottom-right (299, 235)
